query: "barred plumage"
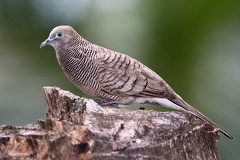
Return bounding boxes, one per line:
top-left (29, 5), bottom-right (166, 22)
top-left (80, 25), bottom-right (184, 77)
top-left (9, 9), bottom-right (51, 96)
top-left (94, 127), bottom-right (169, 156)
top-left (40, 25), bottom-right (233, 139)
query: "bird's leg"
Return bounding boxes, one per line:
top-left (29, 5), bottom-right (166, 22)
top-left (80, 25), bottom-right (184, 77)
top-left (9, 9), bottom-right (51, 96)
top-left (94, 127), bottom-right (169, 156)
top-left (94, 99), bottom-right (118, 106)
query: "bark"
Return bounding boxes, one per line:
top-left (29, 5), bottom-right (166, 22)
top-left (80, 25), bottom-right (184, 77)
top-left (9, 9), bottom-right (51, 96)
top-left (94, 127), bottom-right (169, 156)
top-left (0, 86), bottom-right (220, 160)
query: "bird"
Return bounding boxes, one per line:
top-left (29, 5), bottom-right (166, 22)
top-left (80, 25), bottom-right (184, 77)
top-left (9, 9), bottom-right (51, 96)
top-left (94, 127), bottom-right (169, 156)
top-left (40, 25), bottom-right (233, 139)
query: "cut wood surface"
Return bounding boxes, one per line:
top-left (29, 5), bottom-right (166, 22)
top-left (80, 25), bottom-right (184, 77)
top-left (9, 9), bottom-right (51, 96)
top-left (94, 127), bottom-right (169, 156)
top-left (0, 86), bottom-right (220, 160)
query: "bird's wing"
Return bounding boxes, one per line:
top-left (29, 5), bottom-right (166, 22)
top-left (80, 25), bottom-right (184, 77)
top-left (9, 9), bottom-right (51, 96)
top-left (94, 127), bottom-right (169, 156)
top-left (96, 50), bottom-right (173, 99)
top-left (95, 49), bottom-right (234, 139)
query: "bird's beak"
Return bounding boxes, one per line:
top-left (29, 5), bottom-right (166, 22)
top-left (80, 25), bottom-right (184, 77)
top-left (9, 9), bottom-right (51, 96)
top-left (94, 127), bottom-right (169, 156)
top-left (40, 38), bottom-right (54, 48)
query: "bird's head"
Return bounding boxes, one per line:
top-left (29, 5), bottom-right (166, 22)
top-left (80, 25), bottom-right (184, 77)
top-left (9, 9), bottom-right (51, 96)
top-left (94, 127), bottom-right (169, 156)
top-left (40, 25), bottom-right (78, 51)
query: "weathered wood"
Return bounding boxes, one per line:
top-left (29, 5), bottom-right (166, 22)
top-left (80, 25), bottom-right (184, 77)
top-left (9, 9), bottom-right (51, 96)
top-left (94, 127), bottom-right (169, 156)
top-left (0, 86), bottom-right (220, 160)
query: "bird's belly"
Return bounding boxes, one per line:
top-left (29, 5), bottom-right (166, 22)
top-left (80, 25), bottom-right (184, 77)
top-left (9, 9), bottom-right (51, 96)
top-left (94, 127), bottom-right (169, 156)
top-left (132, 97), bottom-right (183, 111)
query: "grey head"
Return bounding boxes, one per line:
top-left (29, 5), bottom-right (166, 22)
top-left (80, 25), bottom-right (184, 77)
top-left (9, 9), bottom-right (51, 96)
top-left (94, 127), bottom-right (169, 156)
top-left (40, 25), bottom-right (79, 52)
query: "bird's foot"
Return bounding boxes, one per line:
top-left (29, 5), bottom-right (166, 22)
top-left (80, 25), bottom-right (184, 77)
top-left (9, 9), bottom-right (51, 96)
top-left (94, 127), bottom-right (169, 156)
top-left (94, 99), bottom-right (118, 107)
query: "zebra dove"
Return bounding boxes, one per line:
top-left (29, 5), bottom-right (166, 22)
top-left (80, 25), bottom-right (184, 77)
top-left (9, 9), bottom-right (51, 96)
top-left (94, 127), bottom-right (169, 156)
top-left (40, 25), bottom-right (233, 139)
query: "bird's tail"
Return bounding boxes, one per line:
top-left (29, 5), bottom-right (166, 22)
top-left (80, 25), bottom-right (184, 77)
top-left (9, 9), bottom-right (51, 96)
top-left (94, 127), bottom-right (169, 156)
top-left (170, 98), bottom-right (233, 139)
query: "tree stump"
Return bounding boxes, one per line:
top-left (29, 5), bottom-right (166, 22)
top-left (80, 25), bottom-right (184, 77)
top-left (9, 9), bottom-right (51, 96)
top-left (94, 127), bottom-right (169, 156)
top-left (0, 86), bottom-right (220, 160)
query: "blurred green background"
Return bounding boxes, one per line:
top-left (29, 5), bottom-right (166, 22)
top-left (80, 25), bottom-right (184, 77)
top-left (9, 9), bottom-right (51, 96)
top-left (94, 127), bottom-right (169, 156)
top-left (0, 0), bottom-right (239, 159)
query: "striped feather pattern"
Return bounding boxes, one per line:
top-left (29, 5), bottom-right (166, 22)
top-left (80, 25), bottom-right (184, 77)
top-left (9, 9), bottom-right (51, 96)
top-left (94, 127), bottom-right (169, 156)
top-left (41, 25), bottom-right (233, 139)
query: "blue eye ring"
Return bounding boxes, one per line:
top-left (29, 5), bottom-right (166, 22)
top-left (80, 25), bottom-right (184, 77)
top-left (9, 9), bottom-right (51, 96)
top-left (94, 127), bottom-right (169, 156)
top-left (57, 32), bottom-right (63, 38)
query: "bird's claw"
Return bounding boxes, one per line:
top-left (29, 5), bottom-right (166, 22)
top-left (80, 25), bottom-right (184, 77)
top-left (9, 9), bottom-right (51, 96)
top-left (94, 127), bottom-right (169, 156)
top-left (94, 99), bottom-right (118, 107)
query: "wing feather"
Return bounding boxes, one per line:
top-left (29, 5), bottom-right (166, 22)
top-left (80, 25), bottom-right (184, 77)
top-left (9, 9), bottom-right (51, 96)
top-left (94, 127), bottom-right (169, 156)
top-left (96, 50), bottom-right (171, 99)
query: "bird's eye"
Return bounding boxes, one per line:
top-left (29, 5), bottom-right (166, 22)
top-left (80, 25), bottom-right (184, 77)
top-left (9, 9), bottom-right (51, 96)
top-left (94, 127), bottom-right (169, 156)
top-left (57, 32), bottom-right (63, 38)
